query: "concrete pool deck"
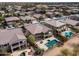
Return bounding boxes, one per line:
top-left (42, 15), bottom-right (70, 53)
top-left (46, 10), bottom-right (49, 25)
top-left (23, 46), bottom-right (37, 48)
top-left (61, 31), bottom-right (73, 38)
top-left (36, 35), bottom-right (59, 51)
top-left (43, 36), bottom-right (79, 56)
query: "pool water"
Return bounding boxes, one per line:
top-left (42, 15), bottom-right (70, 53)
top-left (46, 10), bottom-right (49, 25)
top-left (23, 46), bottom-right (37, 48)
top-left (64, 31), bottom-right (73, 38)
top-left (45, 39), bottom-right (58, 48)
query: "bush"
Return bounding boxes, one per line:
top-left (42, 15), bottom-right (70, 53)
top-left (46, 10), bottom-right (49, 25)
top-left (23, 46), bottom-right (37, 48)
top-left (34, 48), bottom-right (44, 56)
top-left (20, 52), bottom-right (25, 56)
top-left (56, 34), bottom-right (68, 43)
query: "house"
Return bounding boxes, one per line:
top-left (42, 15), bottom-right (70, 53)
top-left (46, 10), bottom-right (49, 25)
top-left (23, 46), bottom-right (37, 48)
top-left (0, 28), bottom-right (27, 53)
top-left (43, 19), bottom-right (67, 33)
top-left (69, 15), bottom-right (79, 21)
top-left (25, 11), bottom-right (34, 16)
top-left (6, 5), bottom-right (13, 12)
top-left (5, 16), bottom-right (20, 23)
top-left (36, 4), bottom-right (48, 9)
top-left (71, 9), bottom-right (79, 14)
top-left (65, 19), bottom-right (79, 26)
top-left (44, 18), bottom-right (52, 21)
top-left (15, 6), bottom-right (22, 11)
top-left (0, 11), bottom-right (5, 14)
top-left (45, 12), bottom-right (54, 18)
top-left (65, 19), bottom-right (79, 29)
top-left (19, 16), bottom-right (36, 23)
top-left (18, 12), bottom-right (26, 16)
top-left (14, 11), bottom-right (20, 16)
top-left (5, 16), bottom-right (21, 27)
top-left (24, 23), bottom-right (52, 41)
top-left (33, 14), bottom-right (42, 19)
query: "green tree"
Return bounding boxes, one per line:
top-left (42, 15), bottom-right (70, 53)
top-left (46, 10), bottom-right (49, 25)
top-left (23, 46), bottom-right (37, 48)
top-left (0, 16), bottom-right (4, 23)
top-left (27, 35), bottom-right (36, 45)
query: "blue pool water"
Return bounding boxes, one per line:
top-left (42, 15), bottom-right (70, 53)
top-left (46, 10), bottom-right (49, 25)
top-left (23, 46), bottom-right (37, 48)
top-left (45, 39), bottom-right (58, 48)
top-left (64, 31), bottom-right (73, 38)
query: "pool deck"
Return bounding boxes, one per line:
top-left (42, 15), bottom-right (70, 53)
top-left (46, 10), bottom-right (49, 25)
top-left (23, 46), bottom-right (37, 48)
top-left (43, 35), bottom-right (79, 56)
top-left (61, 31), bottom-right (73, 37)
top-left (36, 35), bottom-right (58, 51)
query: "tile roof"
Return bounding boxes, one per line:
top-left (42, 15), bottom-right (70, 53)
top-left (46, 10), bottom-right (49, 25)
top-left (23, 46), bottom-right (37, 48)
top-left (70, 16), bottom-right (79, 21)
top-left (5, 17), bottom-right (20, 22)
top-left (66, 19), bottom-right (79, 26)
top-left (20, 16), bottom-right (36, 21)
top-left (24, 23), bottom-right (51, 35)
top-left (44, 20), bottom-right (65, 27)
top-left (0, 28), bottom-right (26, 45)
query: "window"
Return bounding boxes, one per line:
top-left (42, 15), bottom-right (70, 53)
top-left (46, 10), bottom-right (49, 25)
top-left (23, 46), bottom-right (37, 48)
top-left (4, 44), bottom-right (8, 46)
top-left (0, 45), bottom-right (1, 48)
top-left (12, 43), bottom-right (19, 46)
top-left (20, 41), bottom-right (22, 44)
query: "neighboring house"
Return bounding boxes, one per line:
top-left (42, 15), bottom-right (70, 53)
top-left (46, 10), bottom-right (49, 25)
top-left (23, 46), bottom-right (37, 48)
top-left (14, 11), bottom-right (20, 16)
top-left (65, 19), bottom-right (79, 29)
top-left (45, 12), bottom-right (54, 18)
top-left (43, 20), bottom-right (67, 33)
top-left (19, 16), bottom-right (36, 23)
top-left (6, 5), bottom-right (13, 12)
top-left (33, 14), bottom-right (46, 21)
top-left (24, 23), bottom-right (52, 41)
top-left (61, 16), bottom-right (79, 29)
top-left (25, 11), bottom-right (34, 16)
top-left (15, 6), bottom-right (22, 11)
top-left (33, 14), bottom-right (42, 19)
top-left (18, 12), bottom-right (26, 16)
top-left (5, 16), bottom-right (20, 23)
top-left (69, 15), bottom-right (79, 21)
top-left (44, 18), bottom-right (52, 21)
top-left (0, 11), bottom-right (5, 14)
top-left (0, 28), bottom-right (27, 53)
top-left (71, 9), bottom-right (79, 14)
top-left (5, 17), bottom-right (21, 27)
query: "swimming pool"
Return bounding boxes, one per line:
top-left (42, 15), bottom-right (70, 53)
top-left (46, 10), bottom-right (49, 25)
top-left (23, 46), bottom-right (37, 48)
top-left (63, 31), bottom-right (73, 38)
top-left (45, 39), bottom-right (58, 48)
